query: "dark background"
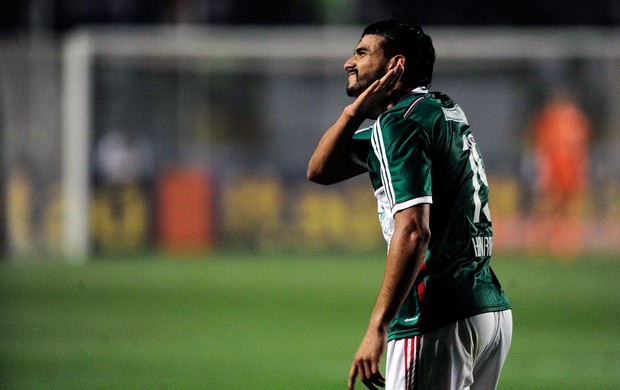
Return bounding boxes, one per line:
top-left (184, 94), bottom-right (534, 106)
top-left (1, 0), bottom-right (620, 34)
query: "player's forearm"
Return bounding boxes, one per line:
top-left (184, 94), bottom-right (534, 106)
top-left (307, 106), bottom-right (366, 184)
top-left (368, 213), bottom-right (430, 331)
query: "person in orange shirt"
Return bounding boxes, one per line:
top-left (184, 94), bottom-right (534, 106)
top-left (530, 88), bottom-right (591, 258)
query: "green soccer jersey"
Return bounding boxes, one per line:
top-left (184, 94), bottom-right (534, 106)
top-left (350, 89), bottom-right (511, 340)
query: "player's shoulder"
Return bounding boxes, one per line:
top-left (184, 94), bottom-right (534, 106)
top-left (352, 126), bottom-right (372, 141)
top-left (404, 91), bottom-right (456, 115)
top-left (380, 92), bottom-right (448, 128)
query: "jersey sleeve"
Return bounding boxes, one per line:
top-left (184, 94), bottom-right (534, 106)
top-left (349, 126), bottom-right (372, 167)
top-left (371, 114), bottom-right (433, 216)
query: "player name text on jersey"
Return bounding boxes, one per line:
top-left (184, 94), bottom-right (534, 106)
top-left (472, 236), bottom-right (493, 257)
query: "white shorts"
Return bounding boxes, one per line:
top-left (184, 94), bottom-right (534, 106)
top-left (385, 310), bottom-right (512, 390)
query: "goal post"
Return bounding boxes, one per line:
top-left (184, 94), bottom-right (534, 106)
top-left (62, 31), bottom-right (93, 260)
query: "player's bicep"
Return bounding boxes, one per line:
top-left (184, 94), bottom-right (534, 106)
top-left (341, 158), bottom-right (368, 180)
top-left (308, 152), bottom-right (366, 184)
top-left (325, 129), bottom-right (369, 183)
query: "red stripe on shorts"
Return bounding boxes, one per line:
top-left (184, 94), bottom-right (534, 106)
top-left (404, 338), bottom-right (410, 389)
top-left (413, 336), bottom-right (420, 390)
top-left (403, 337), bottom-right (419, 390)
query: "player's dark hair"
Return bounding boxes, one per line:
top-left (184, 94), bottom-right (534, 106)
top-left (362, 18), bottom-right (435, 88)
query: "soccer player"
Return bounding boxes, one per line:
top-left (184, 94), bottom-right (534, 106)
top-left (307, 19), bottom-right (512, 390)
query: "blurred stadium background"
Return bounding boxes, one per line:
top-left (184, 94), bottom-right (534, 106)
top-left (1, 1), bottom-right (620, 388)
top-left (2, 1), bottom-right (620, 259)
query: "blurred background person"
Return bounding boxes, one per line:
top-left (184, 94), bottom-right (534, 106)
top-left (93, 128), bottom-right (155, 253)
top-left (527, 87), bottom-right (591, 258)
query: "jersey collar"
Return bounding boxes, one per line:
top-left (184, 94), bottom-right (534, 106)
top-left (394, 86), bottom-right (429, 105)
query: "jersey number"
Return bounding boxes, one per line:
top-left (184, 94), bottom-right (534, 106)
top-left (463, 134), bottom-right (490, 223)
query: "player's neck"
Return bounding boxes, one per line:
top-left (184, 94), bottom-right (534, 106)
top-left (390, 86), bottom-right (428, 105)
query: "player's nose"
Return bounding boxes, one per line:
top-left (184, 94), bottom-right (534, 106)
top-left (343, 56), bottom-right (355, 72)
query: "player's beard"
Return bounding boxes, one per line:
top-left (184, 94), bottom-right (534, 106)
top-left (346, 67), bottom-right (386, 97)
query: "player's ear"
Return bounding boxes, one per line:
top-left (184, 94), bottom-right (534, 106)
top-left (389, 55), bottom-right (405, 69)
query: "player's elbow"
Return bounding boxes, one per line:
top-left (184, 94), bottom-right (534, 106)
top-left (307, 166), bottom-right (323, 183)
top-left (403, 226), bottom-right (430, 254)
top-left (396, 207), bottom-right (431, 246)
top-left (306, 165), bottom-right (319, 182)
top-left (307, 164), bottom-right (333, 185)
top-left (414, 226), bottom-right (431, 245)
top-left (401, 220), bottom-right (429, 242)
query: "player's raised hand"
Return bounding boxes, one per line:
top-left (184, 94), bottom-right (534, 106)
top-left (348, 62), bottom-right (404, 120)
